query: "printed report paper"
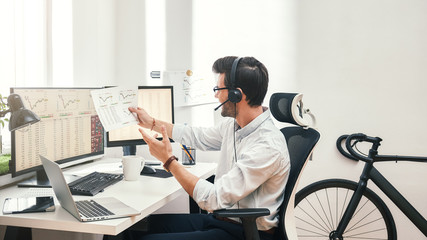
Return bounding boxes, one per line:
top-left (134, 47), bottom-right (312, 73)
top-left (91, 87), bottom-right (139, 132)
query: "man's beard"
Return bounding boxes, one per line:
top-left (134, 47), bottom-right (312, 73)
top-left (221, 101), bottom-right (237, 118)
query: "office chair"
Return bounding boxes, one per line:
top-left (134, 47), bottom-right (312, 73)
top-left (213, 93), bottom-right (320, 240)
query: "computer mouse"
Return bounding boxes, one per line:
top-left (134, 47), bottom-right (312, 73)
top-left (140, 165), bottom-right (156, 174)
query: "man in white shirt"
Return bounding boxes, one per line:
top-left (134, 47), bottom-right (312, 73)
top-left (127, 56), bottom-right (289, 240)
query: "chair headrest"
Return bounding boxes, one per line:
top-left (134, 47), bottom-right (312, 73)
top-left (269, 93), bottom-right (309, 127)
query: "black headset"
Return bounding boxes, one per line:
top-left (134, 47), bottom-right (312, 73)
top-left (229, 58), bottom-right (242, 168)
top-left (213, 57), bottom-right (244, 111)
top-left (228, 57), bottom-right (243, 103)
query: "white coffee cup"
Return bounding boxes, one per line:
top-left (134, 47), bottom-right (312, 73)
top-left (122, 156), bottom-right (145, 181)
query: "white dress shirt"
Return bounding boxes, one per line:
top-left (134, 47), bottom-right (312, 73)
top-left (172, 108), bottom-right (290, 231)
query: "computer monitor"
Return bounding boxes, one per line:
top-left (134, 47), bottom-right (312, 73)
top-left (10, 87), bottom-right (104, 187)
top-left (106, 86), bottom-right (174, 147)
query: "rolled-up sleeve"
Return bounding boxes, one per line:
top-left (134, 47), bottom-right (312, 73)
top-left (172, 122), bottom-right (224, 151)
top-left (192, 178), bottom-right (216, 209)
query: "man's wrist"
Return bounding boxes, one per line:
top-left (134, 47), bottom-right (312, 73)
top-left (150, 118), bottom-right (156, 131)
top-left (163, 155), bottom-right (178, 172)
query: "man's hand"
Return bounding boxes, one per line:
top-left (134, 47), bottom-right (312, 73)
top-left (139, 125), bottom-right (199, 198)
top-left (129, 107), bottom-right (153, 129)
top-left (139, 125), bottom-right (173, 163)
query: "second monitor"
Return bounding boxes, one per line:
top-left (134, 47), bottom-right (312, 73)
top-left (106, 86), bottom-right (174, 147)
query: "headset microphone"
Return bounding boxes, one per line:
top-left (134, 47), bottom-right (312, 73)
top-left (214, 98), bottom-right (230, 111)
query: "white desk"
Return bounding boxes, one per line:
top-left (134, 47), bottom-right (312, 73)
top-left (0, 158), bottom-right (216, 240)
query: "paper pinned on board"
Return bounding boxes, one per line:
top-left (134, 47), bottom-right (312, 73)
top-left (164, 70), bottom-right (217, 107)
top-left (91, 86), bottom-right (139, 132)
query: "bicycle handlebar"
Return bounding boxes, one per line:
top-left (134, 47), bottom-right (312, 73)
top-left (338, 133), bottom-right (427, 163)
top-left (336, 135), bottom-right (359, 161)
top-left (337, 133), bottom-right (383, 162)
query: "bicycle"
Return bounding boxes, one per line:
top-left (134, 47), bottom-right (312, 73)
top-left (293, 133), bottom-right (427, 240)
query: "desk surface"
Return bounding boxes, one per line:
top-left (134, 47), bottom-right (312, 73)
top-left (0, 158), bottom-right (216, 236)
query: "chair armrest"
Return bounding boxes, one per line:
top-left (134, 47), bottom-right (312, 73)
top-left (213, 208), bottom-right (270, 218)
top-left (213, 208), bottom-right (270, 240)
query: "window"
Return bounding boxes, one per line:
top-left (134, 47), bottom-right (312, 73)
top-left (0, 0), bottom-right (72, 154)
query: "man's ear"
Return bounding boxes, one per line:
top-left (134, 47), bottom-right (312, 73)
top-left (237, 88), bottom-right (246, 102)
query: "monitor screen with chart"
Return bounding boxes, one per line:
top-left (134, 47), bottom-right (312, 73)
top-left (10, 87), bottom-right (104, 187)
top-left (106, 86), bottom-right (174, 147)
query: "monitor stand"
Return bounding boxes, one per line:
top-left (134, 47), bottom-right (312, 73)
top-left (18, 169), bottom-right (79, 188)
top-left (123, 145), bottom-right (136, 156)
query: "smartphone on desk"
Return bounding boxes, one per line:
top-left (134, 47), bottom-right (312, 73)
top-left (3, 196), bottom-right (55, 214)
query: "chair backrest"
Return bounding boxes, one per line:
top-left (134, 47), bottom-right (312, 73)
top-left (269, 93), bottom-right (320, 240)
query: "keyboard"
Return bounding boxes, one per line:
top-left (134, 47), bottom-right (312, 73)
top-left (76, 200), bottom-right (114, 218)
top-left (68, 172), bottom-right (123, 196)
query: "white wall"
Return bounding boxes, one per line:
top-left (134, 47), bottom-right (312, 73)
top-left (70, 0), bottom-right (427, 238)
top-left (72, 0), bottom-right (116, 87)
top-left (115, 0), bottom-right (147, 86)
top-left (295, 1), bottom-right (427, 239)
top-left (191, 0), bottom-right (298, 100)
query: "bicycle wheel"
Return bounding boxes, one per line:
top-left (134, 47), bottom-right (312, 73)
top-left (294, 179), bottom-right (396, 240)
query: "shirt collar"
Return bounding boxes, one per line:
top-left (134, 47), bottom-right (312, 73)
top-left (235, 107), bottom-right (270, 139)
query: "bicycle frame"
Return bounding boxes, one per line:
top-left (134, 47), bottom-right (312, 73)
top-left (333, 154), bottom-right (427, 238)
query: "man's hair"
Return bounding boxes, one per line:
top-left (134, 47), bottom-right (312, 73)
top-left (212, 56), bottom-right (268, 106)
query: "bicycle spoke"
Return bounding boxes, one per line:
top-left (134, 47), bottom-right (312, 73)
top-left (339, 188), bottom-right (351, 221)
top-left (325, 188), bottom-right (335, 228)
top-left (336, 188), bottom-right (338, 228)
top-left (345, 199), bottom-right (371, 232)
top-left (352, 198), bottom-right (370, 221)
top-left (316, 191), bottom-right (334, 230)
top-left (295, 216), bottom-right (330, 234)
top-left (346, 200), bottom-right (379, 233)
top-left (307, 194), bottom-right (331, 231)
top-left (343, 237), bottom-right (387, 240)
top-left (344, 227), bottom-right (388, 239)
top-left (348, 217), bottom-right (387, 233)
top-left (297, 197), bottom-right (330, 232)
top-left (296, 225), bottom-right (330, 237)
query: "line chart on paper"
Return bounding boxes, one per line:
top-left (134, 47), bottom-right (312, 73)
top-left (90, 87), bottom-right (139, 132)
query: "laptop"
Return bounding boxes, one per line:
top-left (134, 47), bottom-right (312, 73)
top-left (41, 155), bottom-right (140, 222)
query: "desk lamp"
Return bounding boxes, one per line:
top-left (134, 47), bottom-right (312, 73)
top-left (0, 93), bottom-right (39, 240)
top-left (0, 93), bottom-right (40, 131)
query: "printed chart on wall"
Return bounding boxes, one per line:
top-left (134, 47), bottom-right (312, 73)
top-left (164, 70), bottom-right (216, 107)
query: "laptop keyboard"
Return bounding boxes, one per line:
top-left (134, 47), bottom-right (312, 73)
top-left (76, 200), bottom-right (114, 218)
top-left (68, 172), bottom-right (123, 196)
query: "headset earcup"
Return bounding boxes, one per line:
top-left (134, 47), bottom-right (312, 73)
top-left (229, 57), bottom-right (243, 104)
top-left (228, 89), bottom-right (242, 103)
